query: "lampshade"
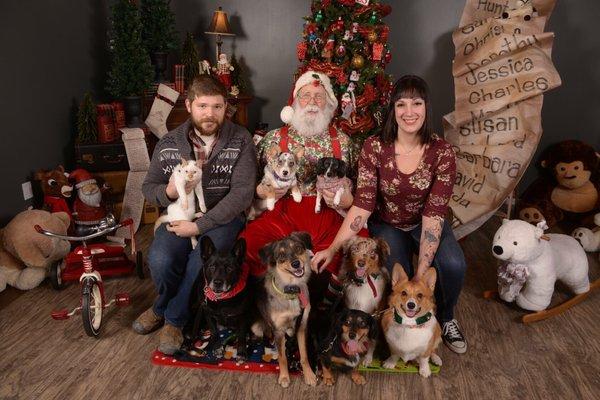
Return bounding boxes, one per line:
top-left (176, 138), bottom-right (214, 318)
top-left (205, 7), bottom-right (235, 36)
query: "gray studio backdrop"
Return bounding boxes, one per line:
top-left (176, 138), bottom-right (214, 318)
top-left (1, 0), bottom-right (598, 224)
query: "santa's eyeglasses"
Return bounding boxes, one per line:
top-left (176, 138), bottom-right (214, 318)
top-left (298, 93), bottom-right (326, 104)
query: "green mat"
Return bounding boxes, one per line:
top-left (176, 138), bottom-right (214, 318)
top-left (359, 358), bottom-right (441, 374)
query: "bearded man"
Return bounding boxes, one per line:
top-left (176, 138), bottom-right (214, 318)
top-left (133, 75), bottom-right (257, 355)
top-left (239, 70), bottom-right (367, 305)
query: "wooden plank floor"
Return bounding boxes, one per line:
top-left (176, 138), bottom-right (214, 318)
top-left (1, 217), bottom-right (599, 400)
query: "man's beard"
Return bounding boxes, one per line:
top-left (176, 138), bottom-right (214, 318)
top-left (192, 115), bottom-right (223, 136)
top-left (79, 187), bottom-right (102, 207)
top-left (290, 99), bottom-right (335, 137)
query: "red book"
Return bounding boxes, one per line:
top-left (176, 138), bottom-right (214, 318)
top-left (111, 101), bottom-right (126, 129)
top-left (96, 104), bottom-right (117, 143)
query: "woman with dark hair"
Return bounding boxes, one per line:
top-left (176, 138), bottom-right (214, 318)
top-left (312, 75), bottom-right (468, 354)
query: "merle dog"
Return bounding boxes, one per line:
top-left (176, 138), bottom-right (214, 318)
top-left (190, 236), bottom-right (251, 361)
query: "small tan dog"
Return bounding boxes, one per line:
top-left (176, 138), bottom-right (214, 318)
top-left (382, 263), bottom-right (442, 377)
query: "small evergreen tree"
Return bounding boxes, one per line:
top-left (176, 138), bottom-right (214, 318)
top-left (181, 32), bottom-right (200, 86)
top-left (106, 0), bottom-right (153, 98)
top-left (140, 0), bottom-right (178, 53)
top-left (77, 93), bottom-right (98, 144)
top-left (230, 54), bottom-right (249, 94)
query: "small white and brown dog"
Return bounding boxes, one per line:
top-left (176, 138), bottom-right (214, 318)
top-left (315, 157), bottom-right (352, 214)
top-left (248, 145), bottom-right (304, 220)
top-left (382, 263), bottom-right (442, 378)
top-left (339, 236), bottom-right (390, 366)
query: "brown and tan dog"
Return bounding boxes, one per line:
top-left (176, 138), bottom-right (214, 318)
top-left (252, 232), bottom-right (317, 388)
top-left (339, 236), bottom-right (389, 365)
top-left (382, 263), bottom-right (442, 377)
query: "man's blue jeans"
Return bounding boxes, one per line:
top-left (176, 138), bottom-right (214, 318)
top-left (147, 216), bottom-right (245, 328)
top-left (368, 217), bottom-right (467, 322)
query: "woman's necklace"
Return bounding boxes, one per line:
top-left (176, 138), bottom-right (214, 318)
top-left (395, 142), bottom-right (420, 156)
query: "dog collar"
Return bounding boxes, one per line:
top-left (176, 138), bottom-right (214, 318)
top-left (393, 308), bottom-right (432, 327)
top-left (352, 273), bottom-right (379, 298)
top-left (272, 170), bottom-right (294, 182)
top-left (271, 276), bottom-right (309, 308)
top-left (204, 264), bottom-right (250, 302)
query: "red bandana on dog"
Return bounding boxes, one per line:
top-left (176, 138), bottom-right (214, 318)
top-left (204, 264), bottom-right (250, 302)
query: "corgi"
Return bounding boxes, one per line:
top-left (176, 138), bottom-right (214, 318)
top-left (381, 263), bottom-right (442, 377)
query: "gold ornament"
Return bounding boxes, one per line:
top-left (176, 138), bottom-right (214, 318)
top-left (351, 54), bottom-right (365, 69)
top-left (367, 31), bottom-right (378, 43)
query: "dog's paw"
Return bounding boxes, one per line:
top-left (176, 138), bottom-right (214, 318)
top-left (278, 374), bottom-right (291, 388)
top-left (266, 199), bottom-right (276, 210)
top-left (292, 192), bottom-right (302, 203)
top-left (303, 370), bottom-right (318, 387)
top-left (351, 372), bottom-right (366, 385)
top-left (323, 375), bottom-right (335, 386)
top-left (419, 364), bottom-right (432, 378)
top-left (382, 357), bottom-right (397, 370)
top-left (430, 353), bottom-right (442, 366)
top-left (361, 354), bottom-right (373, 367)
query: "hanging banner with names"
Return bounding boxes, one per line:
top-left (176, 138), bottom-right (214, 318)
top-left (444, 0), bottom-right (560, 238)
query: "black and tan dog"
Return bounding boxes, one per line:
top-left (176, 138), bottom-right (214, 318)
top-left (319, 308), bottom-right (377, 386)
top-left (190, 236), bottom-right (251, 362)
top-left (252, 231), bottom-right (317, 387)
top-left (315, 157), bottom-right (353, 214)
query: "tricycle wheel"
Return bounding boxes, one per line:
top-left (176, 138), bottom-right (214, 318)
top-left (49, 260), bottom-right (65, 290)
top-left (82, 278), bottom-right (103, 337)
top-left (135, 250), bottom-right (145, 279)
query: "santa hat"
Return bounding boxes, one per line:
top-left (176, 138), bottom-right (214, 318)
top-left (280, 70), bottom-right (338, 124)
top-left (69, 169), bottom-right (97, 189)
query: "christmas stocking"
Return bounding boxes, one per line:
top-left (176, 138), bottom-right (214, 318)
top-left (145, 84), bottom-right (180, 139)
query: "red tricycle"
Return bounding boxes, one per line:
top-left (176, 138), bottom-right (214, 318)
top-left (35, 215), bottom-right (143, 337)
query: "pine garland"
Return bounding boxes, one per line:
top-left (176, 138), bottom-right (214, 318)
top-left (181, 32), bottom-right (200, 86)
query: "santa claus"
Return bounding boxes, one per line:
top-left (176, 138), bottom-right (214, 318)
top-left (70, 169), bottom-right (108, 232)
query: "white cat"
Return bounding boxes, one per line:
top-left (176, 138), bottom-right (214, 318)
top-left (154, 158), bottom-right (207, 248)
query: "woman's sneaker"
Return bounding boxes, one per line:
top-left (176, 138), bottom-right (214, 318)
top-left (442, 319), bottom-right (467, 354)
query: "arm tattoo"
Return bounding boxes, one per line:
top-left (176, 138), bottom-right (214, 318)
top-left (418, 217), bottom-right (444, 272)
top-left (424, 229), bottom-right (439, 244)
top-left (350, 216), bottom-right (363, 232)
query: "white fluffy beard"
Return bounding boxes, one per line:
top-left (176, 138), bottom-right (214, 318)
top-left (78, 186), bottom-right (101, 207)
top-left (290, 99), bottom-right (335, 137)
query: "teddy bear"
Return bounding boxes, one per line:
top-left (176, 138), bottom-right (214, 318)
top-left (0, 210), bottom-right (71, 292)
top-left (491, 219), bottom-right (590, 311)
top-left (518, 140), bottom-right (599, 229)
top-left (571, 212), bottom-right (600, 252)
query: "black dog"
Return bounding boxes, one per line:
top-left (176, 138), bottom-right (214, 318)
top-left (190, 236), bottom-right (251, 361)
top-left (318, 308), bottom-right (378, 386)
top-left (315, 157), bottom-right (353, 213)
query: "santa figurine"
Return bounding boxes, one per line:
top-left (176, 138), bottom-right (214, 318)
top-left (213, 53), bottom-right (234, 90)
top-left (340, 92), bottom-right (357, 124)
top-left (70, 168), bottom-right (109, 234)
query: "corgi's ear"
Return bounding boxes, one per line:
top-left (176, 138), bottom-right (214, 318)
top-left (267, 144), bottom-right (281, 159)
top-left (422, 267), bottom-right (437, 292)
top-left (293, 145), bottom-right (305, 160)
top-left (391, 263), bottom-right (409, 287)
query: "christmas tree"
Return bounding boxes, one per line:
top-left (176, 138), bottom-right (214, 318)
top-left (297, 0), bottom-right (394, 141)
top-left (106, 0), bottom-right (153, 98)
top-left (140, 0), bottom-right (178, 53)
top-left (230, 54), bottom-right (249, 95)
top-left (77, 92), bottom-right (98, 144)
top-left (181, 32), bottom-right (200, 87)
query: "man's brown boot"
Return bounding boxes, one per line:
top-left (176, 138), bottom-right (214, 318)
top-left (132, 307), bottom-right (164, 335)
top-left (158, 323), bottom-right (183, 355)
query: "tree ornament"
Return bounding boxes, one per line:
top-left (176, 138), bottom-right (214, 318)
top-left (334, 17), bottom-right (344, 31)
top-left (297, 42), bottom-right (308, 61)
top-left (367, 31), bottom-right (378, 43)
top-left (384, 50), bottom-right (392, 63)
top-left (351, 54), bottom-right (365, 69)
top-left (336, 44), bottom-right (346, 58)
top-left (369, 11), bottom-right (378, 24)
top-left (315, 10), bottom-right (323, 23)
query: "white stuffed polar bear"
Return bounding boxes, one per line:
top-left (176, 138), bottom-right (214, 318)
top-left (492, 219), bottom-right (590, 311)
top-left (571, 213), bottom-right (600, 252)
